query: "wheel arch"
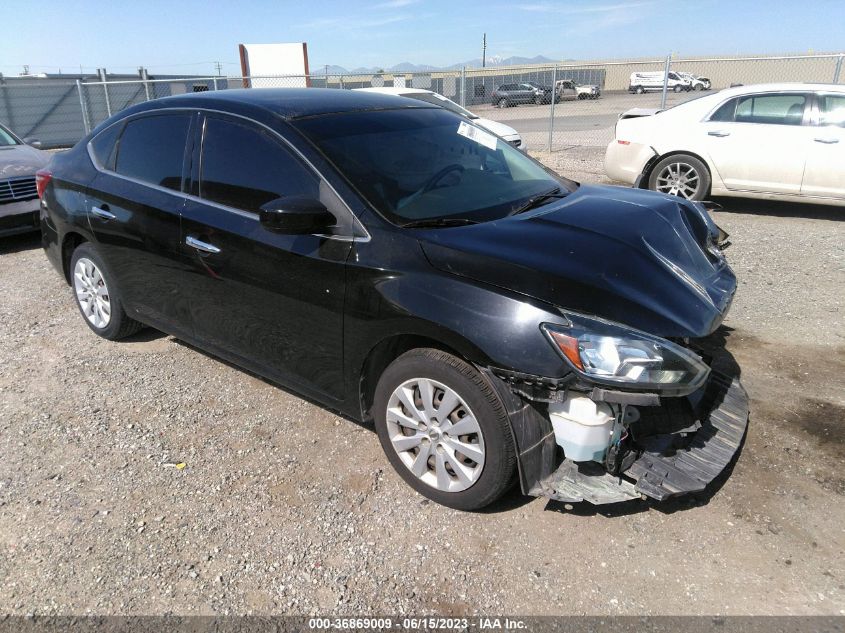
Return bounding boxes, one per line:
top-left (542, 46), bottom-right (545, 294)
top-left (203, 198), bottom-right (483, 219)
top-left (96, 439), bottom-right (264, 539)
top-left (61, 231), bottom-right (88, 284)
top-left (358, 329), bottom-right (491, 425)
top-left (639, 149), bottom-right (714, 194)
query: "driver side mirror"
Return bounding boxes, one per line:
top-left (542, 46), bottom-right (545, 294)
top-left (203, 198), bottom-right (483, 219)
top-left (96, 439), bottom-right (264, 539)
top-left (24, 137), bottom-right (43, 149)
top-left (259, 197), bottom-right (336, 235)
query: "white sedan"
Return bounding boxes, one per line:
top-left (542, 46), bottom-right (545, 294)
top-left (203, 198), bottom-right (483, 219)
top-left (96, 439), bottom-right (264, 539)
top-left (605, 83), bottom-right (845, 205)
top-left (356, 86), bottom-right (525, 150)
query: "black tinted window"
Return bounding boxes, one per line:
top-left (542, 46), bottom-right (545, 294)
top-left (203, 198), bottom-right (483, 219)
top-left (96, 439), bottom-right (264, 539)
top-left (200, 117), bottom-right (319, 212)
top-left (90, 122), bottom-right (123, 170)
top-left (115, 115), bottom-right (190, 190)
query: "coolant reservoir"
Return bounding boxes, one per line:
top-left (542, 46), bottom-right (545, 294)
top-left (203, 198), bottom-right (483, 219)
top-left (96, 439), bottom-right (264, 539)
top-left (548, 393), bottom-right (614, 463)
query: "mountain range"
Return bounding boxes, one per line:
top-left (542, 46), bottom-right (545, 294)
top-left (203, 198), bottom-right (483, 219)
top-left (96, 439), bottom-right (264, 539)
top-left (311, 55), bottom-right (561, 75)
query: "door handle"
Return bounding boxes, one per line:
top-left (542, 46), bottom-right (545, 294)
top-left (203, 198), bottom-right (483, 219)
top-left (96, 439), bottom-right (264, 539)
top-left (814, 137), bottom-right (839, 144)
top-left (186, 235), bottom-right (221, 255)
top-left (91, 205), bottom-right (116, 220)
top-left (707, 130), bottom-right (731, 137)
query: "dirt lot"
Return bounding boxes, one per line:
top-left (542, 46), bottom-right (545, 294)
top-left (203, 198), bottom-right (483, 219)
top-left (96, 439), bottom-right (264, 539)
top-left (0, 151), bottom-right (843, 616)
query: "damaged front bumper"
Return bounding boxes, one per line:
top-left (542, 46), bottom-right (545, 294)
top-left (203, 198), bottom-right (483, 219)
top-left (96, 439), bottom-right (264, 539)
top-left (485, 360), bottom-right (749, 506)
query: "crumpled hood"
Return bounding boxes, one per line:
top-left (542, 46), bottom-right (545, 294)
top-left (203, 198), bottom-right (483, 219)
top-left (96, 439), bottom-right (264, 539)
top-left (0, 144), bottom-right (50, 179)
top-left (419, 185), bottom-right (736, 337)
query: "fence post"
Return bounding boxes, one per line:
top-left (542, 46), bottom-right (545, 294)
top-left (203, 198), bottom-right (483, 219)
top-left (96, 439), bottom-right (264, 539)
top-left (548, 65), bottom-right (558, 152)
top-left (140, 67), bottom-right (152, 101)
top-left (834, 55), bottom-right (844, 84)
top-left (212, 77), bottom-right (219, 91)
top-left (98, 68), bottom-right (112, 118)
top-left (76, 80), bottom-right (91, 135)
top-left (460, 66), bottom-right (466, 107)
top-left (660, 54), bottom-right (671, 110)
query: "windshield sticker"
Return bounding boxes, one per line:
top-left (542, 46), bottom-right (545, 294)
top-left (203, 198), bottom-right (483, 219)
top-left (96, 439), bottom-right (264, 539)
top-left (457, 121), bottom-right (498, 150)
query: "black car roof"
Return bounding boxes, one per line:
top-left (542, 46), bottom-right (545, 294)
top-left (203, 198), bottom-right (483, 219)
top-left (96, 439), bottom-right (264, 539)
top-left (148, 88), bottom-right (434, 120)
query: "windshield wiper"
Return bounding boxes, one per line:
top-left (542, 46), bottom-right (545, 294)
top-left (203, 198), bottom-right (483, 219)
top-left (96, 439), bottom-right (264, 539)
top-left (400, 217), bottom-right (479, 229)
top-left (509, 187), bottom-right (568, 216)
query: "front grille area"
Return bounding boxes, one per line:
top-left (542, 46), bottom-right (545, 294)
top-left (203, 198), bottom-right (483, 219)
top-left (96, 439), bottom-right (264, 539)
top-left (0, 176), bottom-right (38, 204)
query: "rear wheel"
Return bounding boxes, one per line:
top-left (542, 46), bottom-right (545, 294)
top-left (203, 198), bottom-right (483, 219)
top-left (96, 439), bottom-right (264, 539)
top-left (635, 85), bottom-right (644, 94)
top-left (70, 243), bottom-right (144, 340)
top-left (373, 349), bottom-right (516, 510)
top-left (674, 84), bottom-right (683, 93)
top-left (648, 154), bottom-right (711, 201)
top-left (534, 95), bottom-right (543, 105)
top-left (498, 98), bottom-right (508, 109)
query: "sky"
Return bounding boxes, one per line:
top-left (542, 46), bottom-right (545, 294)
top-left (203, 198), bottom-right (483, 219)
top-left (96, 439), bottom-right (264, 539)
top-left (1, 0), bottom-right (842, 76)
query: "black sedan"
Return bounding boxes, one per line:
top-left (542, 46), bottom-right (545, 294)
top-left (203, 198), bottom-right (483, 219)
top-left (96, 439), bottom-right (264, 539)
top-left (38, 89), bottom-right (748, 510)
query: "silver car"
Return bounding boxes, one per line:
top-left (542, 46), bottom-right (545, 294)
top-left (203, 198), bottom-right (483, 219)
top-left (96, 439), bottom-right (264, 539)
top-left (1, 123), bottom-right (50, 237)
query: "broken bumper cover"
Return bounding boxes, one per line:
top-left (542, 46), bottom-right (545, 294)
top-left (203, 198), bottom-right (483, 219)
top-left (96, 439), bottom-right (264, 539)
top-left (626, 371), bottom-right (748, 501)
top-left (543, 370), bottom-right (748, 504)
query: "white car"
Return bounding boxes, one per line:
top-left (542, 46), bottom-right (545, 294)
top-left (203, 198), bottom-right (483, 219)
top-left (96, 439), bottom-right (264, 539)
top-left (355, 87), bottom-right (525, 150)
top-left (628, 71), bottom-right (691, 94)
top-left (678, 72), bottom-right (711, 91)
top-left (605, 83), bottom-right (845, 205)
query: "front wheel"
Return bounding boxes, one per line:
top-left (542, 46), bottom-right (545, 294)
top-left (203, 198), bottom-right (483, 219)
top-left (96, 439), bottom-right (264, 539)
top-left (373, 349), bottom-right (516, 511)
top-left (635, 85), bottom-right (644, 94)
top-left (534, 95), bottom-right (543, 105)
top-left (497, 98), bottom-right (508, 108)
top-left (70, 243), bottom-right (144, 340)
top-left (648, 154), bottom-right (711, 201)
top-left (674, 84), bottom-right (683, 93)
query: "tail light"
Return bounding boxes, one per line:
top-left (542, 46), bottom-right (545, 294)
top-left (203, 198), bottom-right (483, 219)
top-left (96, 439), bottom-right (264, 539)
top-left (35, 169), bottom-right (52, 198)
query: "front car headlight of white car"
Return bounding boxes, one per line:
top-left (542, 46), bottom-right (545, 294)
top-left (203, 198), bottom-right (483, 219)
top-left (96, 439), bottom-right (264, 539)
top-left (542, 313), bottom-right (710, 396)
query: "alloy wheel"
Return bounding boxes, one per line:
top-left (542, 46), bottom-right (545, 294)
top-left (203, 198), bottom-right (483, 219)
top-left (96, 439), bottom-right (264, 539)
top-left (655, 162), bottom-right (701, 199)
top-left (385, 378), bottom-right (485, 492)
top-left (73, 257), bottom-right (111, 329)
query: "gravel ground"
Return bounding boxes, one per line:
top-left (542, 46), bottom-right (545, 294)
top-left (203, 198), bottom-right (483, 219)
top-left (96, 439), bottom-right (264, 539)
top-left (0, 151), bottom-right (843, 616)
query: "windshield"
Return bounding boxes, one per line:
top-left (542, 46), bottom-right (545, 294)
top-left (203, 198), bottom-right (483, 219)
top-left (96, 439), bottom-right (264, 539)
top-left (0, 125), bottom-right (21, 147)
top-left (403, 92), bottom-right (478, 119)
top-left (294, 108), bottom-right (573, 225)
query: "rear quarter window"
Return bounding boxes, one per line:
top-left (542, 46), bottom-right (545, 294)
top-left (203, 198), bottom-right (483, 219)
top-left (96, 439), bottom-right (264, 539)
top-left (89, 122), bottom-right (124, 171)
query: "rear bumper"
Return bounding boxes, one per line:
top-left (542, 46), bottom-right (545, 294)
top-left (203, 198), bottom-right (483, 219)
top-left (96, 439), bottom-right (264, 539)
top-left (604, 141), bottom-right (656, 185)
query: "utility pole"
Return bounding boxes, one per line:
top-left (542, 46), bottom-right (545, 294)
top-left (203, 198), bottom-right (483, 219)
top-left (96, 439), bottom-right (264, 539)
top-left (482, 33), bottom-right (487, 68)
top-left (214, 61), bottom-right (223, 76)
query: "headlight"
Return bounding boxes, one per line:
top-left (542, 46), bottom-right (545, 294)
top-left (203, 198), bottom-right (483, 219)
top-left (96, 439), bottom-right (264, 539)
top-left (541, 313), bottom-right (710, 395)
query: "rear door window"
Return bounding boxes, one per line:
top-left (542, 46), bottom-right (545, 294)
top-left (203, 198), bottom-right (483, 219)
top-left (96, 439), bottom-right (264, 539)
top-left (114, 114), bottom-right (191, 190)
top-left (733, 94), bottom-right (807, 125)
top-left (199, 116), bottom-right (319, 212)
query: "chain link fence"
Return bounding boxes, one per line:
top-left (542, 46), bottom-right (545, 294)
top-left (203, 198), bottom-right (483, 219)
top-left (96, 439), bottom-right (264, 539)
top-left (2, 53), bottom-right (843, 152)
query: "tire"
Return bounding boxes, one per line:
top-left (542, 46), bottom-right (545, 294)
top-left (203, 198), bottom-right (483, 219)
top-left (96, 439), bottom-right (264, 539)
top-left (578, 93), bottom-right (586, 100)
top-left (694, 84), bottom-right (703, 91)
top-left (648, 153), bottom-right (711, 201)
top-left (674, 84), bottom-right (683, 93)
top-left (70, 242), bottom-right (144, 340)
top-left (373, 348), bottom-right (517, 511)
top-left (635, 85), bottom-right (644, 94)
top-left (534, 95), bottom-right (543, 105)
top-left (498, 98), bottom-right (508, 109)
